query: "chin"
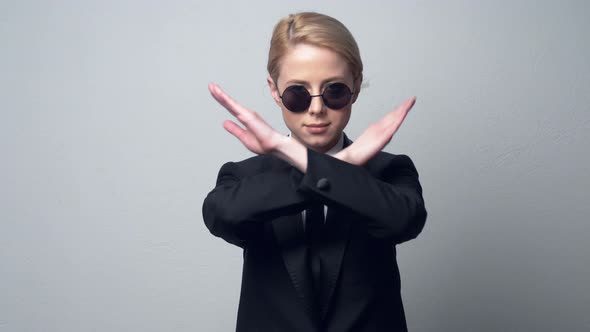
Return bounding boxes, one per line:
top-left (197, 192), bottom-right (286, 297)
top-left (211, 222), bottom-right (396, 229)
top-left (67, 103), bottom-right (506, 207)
top-left (292, 132), bottom-right (337, 152)
top-left (305, 139), bottom-right (334, 153)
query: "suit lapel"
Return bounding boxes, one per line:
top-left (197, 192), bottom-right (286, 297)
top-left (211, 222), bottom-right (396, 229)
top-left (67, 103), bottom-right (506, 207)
top-left (343, 133), bottom-right (353, 149)
top-left (272, 213), bottom-right (319, 320)
top-left (319, 209), bottom-right (352, 319)
top-left (315, 133), bottom-right (354, 318)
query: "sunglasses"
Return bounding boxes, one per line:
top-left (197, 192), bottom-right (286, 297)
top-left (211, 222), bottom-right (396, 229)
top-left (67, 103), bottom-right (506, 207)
top-left (278, 82), bottom-right (355, 113)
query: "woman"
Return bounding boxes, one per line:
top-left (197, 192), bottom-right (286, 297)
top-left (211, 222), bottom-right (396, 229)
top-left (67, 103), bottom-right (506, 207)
top-left (203, 12), bottom-right (427, 332)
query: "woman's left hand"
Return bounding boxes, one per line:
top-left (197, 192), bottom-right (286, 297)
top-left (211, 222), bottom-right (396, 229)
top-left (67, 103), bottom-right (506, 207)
top-left (335, 97), bottom-right (416, 166)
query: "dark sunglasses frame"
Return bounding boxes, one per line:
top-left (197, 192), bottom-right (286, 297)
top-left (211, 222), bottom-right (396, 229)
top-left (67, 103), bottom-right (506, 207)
top-left (277, 82), bottom-right (355, 113)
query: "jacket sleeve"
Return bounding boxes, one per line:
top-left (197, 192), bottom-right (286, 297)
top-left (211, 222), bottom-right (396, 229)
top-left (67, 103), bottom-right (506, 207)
top-left (299, 149), bottom-right (427, 244)
top-left (202, 159), bottom-right (307, 247)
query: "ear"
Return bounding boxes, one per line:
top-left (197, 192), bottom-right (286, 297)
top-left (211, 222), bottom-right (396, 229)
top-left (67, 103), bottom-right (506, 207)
top-left (351, 76), bottom-right (362, 104)
top-left (267, 76), bottom-right (282, 107)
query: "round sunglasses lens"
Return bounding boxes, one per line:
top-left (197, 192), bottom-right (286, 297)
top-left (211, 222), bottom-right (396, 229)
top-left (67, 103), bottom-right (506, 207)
top-left (282, 85), bottom-right (310, 112)
top-left (323, 83), bottom-right (352, 109)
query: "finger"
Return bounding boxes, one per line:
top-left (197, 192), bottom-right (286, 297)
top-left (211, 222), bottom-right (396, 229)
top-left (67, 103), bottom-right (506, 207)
top-left (223, 120), bottom-right (262, 153)
top-left (208, 83), bottom-right (239, 116)
top-left (223, 120), bottom-right (248, 140)
top-left (385, 96), bottom-right (416, 126)
top-left (393, 96), bottom-right (416, 114)
top-left (208, 83), bottom-right (250, 118)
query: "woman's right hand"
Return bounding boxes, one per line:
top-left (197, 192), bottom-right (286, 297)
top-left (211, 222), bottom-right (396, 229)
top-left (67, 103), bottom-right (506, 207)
top-left (209, 83), bottom-right (309, 172)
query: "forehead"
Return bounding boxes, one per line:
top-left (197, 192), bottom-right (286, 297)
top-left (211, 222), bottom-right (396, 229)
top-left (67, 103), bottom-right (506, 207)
top-left (277, 44), bottom-right (353, 86)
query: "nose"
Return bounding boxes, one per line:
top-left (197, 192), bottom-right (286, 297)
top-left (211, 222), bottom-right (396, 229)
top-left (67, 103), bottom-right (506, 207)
top-left (308, 94), bottom-right (326, 115)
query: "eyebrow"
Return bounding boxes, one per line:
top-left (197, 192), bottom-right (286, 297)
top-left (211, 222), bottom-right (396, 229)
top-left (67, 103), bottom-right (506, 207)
top-left (284, 76), bottom-right (350, 87)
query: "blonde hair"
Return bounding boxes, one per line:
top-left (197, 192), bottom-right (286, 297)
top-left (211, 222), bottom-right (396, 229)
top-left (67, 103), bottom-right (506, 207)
top-left (267, 12), bottom-right (363, 85)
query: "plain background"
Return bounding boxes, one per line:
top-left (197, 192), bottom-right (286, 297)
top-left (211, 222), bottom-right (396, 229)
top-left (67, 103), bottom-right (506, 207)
top-left (1, 1), bottom-right (589, 331)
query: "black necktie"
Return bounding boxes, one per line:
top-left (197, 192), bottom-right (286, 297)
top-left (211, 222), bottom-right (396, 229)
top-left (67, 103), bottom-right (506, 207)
top-left (306, 203), bottom-right (324, 294)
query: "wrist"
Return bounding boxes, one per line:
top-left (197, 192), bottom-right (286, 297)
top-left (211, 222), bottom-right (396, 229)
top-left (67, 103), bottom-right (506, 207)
top-left (335, 148), bottom-right (360, 165)
top-left (272, 136), bottom-right (308, 172)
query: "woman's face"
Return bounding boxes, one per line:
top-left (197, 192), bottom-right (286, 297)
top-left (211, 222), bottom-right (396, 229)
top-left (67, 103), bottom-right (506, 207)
top-left (268, 43), bottom-right (359, 153)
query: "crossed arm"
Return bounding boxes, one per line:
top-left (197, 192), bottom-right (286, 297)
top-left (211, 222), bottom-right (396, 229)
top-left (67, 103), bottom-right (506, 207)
top-left (208, 83), bottom-right (416, 169)
top-left (206, 83), bottom-right (425, 245)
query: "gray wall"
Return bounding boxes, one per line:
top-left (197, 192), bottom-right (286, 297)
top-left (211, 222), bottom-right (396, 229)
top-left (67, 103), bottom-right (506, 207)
top-left (2, 1), bottom-right (589, 331)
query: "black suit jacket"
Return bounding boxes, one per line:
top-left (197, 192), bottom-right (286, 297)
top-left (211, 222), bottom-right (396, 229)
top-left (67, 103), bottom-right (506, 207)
top-left (203, 136), bottom-right (427, 332)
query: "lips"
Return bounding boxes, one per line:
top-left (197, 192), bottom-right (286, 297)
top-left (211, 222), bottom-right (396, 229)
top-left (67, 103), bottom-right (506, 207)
top-left (305, 123), bottom-right (329, 128)
top-left (305, 123), bottom-right (330, 134)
